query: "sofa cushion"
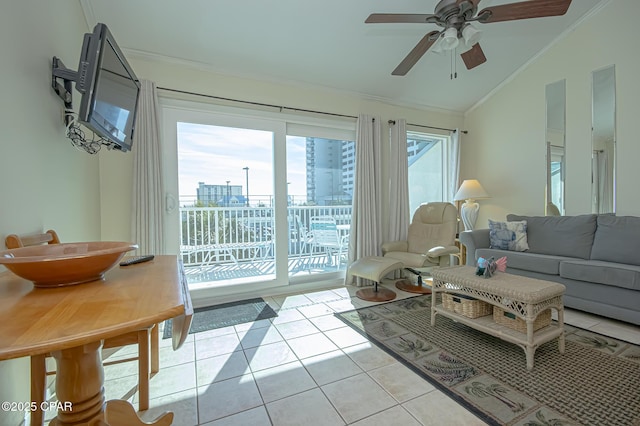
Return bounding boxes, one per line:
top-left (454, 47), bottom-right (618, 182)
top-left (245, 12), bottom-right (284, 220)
top-left (560, 260), bottom-right (640, 291)
top-left (488, 220), bottom-right (529, 251)
top-left (590, 215), bottom-right (640, 266)
top-left (506, 214), bottom-right (596, 259)
top-left (476, 248), bottom-right (571, 275)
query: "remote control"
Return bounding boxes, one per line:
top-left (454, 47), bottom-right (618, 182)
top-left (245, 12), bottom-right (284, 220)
top-left (120, 255), bottom-right (155, 266)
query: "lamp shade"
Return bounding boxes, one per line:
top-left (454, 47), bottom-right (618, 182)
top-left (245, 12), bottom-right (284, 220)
top-left (462, 24), bottom-right (482, 47)
top-left (454, 179), bottom-right (490, 201)
top-left (440, 27), bottom-right (459, 51)
top-left (431, 37), bottom-right (444, 55)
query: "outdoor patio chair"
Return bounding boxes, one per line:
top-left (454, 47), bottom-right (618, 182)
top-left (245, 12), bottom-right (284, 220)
top-left (4, 230), bottom-right (159, 426)
top-left (309, 216), bottom-right (348, 270)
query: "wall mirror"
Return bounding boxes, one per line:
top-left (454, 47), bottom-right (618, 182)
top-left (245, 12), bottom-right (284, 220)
top-left (591, 65), bottom-right (616, 214)
top-left (545, 79), bottom-right (566, 216)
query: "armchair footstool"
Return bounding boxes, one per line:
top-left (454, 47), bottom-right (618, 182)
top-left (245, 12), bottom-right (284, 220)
top-left (346, 256), bottom-right (403, 302)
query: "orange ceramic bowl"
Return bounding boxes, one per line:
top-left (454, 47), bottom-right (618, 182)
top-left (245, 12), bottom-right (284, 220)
top-left (0, 241), bottom-right (137, 287)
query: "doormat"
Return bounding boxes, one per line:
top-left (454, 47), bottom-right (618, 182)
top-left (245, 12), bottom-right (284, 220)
top-left (163, 297), bottom-right (277, 338)
top-left (335, 295), bottom-right (640, 426)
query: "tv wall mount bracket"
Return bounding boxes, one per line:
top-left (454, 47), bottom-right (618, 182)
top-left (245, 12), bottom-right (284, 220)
top-left (51, 57), bottom-right (80, 124)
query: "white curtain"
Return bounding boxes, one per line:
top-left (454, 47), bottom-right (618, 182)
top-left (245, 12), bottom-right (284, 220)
top-left (131, 79), bottom-right (164, 255)
top-left (447, 129), bottom-right (461, 202)
top-left (388, 119), bottom-right (409, 242)
top-left (347, 114), bottom-right (382, 286)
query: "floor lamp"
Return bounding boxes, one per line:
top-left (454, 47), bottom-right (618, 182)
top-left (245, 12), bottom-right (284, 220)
top-left (454, 179), bottom-right (490, 231)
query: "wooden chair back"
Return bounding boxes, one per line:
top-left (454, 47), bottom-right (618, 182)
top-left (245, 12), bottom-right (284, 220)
top-left (5, 230), bottom-right (60, 249)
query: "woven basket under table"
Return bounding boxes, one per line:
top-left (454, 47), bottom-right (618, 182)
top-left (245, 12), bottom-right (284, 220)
top-left (493, 306), bottom-right (552, 333)
top-left (442, 293), bottom-right (492, 318)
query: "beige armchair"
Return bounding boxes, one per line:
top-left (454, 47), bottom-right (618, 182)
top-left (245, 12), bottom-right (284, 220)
top-left (382, 202), bottom-right (459, 269)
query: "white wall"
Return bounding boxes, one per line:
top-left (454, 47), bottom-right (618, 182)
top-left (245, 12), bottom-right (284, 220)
top-left (0, 2), bottom-right (98, 423)
top-left (463, 0), bottom-right (640, 225)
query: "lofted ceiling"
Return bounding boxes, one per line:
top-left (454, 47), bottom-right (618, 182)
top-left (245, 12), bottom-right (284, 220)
top-left (79, 0), bottom-right (605, 114)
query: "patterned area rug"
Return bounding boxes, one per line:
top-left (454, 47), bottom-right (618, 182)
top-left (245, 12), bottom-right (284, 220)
top-left (335, 295), bottom-right (640, 426)
top-left (163, 297), bottom-right (277, 338)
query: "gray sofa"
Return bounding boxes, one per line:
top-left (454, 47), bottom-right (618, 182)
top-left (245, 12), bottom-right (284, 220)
top-left (460, 214), bottom-right (640, 325)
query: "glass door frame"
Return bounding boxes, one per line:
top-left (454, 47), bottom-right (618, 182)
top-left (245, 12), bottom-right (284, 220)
top-left (161, 100), bottom-right (289, 298)
top-left (160, 98), bottom-right (357, 300)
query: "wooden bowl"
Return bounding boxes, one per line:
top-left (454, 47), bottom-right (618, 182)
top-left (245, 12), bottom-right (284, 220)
top-left (0, 241), bottom-right (138, 287)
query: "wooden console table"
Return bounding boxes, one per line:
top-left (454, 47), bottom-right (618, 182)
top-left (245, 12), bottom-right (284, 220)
top-left (0, 255), bottom-right (191, 425)
top-left (431, 266), bottom-right (565, 370)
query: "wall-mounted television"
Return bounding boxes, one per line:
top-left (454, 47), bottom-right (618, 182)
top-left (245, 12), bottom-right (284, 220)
top-left (52, 23), bottom-right (140, 152)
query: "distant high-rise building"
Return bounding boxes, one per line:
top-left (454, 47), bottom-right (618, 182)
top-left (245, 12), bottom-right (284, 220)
top-left (304, 134), bottom-right (440, 206)
top-left (305, 138), bottom-right (351, 206)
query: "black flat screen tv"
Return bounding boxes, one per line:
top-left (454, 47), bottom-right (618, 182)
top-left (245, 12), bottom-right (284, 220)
top-left (76, 23), bottom-right (140, 152)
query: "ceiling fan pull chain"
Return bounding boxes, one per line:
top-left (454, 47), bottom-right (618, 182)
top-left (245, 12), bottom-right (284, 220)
top-left (450, 50), bottom-right (453, 80)
top-left (455, 47), bottom-right (458, 79)
top-left (450, 49), bottom-right (458, 80)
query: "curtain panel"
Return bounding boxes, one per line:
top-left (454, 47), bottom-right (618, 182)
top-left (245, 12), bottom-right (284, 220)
top-left (388, 119), bottom-right (410, 242)
top-left (131, 79), bottom-right (165, 255)
top-left (448, 129), bottom-right (461, 203)
top-left (347, 114), bottom-right (383, 286)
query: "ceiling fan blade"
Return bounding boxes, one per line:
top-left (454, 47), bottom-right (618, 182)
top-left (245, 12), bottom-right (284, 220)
top-left (478, 0), bottom-right (572, 24)
top-left (365, 13), bottom-right (437, 24)
top-left (461, 43), bottom-right (487, 70)
top-left (392, 31), bottom-right (440, 76)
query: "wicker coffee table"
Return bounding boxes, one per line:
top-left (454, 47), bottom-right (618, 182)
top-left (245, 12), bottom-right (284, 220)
top-left (431, 266), bottom-right (566, 370)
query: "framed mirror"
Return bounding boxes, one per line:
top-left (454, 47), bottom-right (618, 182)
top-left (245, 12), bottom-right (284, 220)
top-left (545, 79), bottom-right (566, 216)
top-left (592, 65), bottom-right (616, 214)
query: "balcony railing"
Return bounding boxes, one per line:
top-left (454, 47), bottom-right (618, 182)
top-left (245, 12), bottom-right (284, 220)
top-left (179, 205), bottom-right (352, 271)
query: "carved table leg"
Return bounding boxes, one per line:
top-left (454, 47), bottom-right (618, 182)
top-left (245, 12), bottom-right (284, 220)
top-left (49, 341), bottom-right (105, 425)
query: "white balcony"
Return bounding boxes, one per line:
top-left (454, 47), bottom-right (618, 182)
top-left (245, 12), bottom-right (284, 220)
top-left (179, 205), bottom-right (352, 286)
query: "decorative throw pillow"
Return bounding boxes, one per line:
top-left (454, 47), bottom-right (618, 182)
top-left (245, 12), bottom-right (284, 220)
top-left (488, 220), bottom-right (529, 252)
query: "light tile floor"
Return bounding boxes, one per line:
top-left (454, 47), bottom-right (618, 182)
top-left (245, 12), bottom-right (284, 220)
top-left (40, 280), bottom-right (640, 426)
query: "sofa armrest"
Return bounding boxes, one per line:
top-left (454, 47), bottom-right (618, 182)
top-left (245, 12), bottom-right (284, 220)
top-left (381, 240), bottom-right (408, 255)
top-left (459, 229), bottom-right (490, 266)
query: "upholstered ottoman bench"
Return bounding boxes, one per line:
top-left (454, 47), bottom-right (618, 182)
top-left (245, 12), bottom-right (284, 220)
top-left (346, 256), bottom-right (403, 302)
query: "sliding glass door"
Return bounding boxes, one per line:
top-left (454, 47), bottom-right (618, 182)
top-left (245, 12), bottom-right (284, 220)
top-left (161, 100), bottom-right (356, 296)
top-left (285, 131), bottom-right (354, 279)
top-left (162, 105), bottom-right (287, 295)
top-left (177, 122), bottom-right (278, 286)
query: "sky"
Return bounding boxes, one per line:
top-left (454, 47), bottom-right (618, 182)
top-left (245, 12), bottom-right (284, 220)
top-left (177, 122), bottom-right (307, 203)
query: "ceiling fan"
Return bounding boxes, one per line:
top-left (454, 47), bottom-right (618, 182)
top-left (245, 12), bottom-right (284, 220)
top-left (365, 0), bottom-right (573, 76)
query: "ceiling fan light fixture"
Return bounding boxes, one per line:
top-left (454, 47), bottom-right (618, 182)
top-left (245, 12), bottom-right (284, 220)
top-left (440, 27), bottom-right (459, 51)
top-left (431, 37), bottom-right (445, 55)
top-left (462, 24), bottom-right (482, 46)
